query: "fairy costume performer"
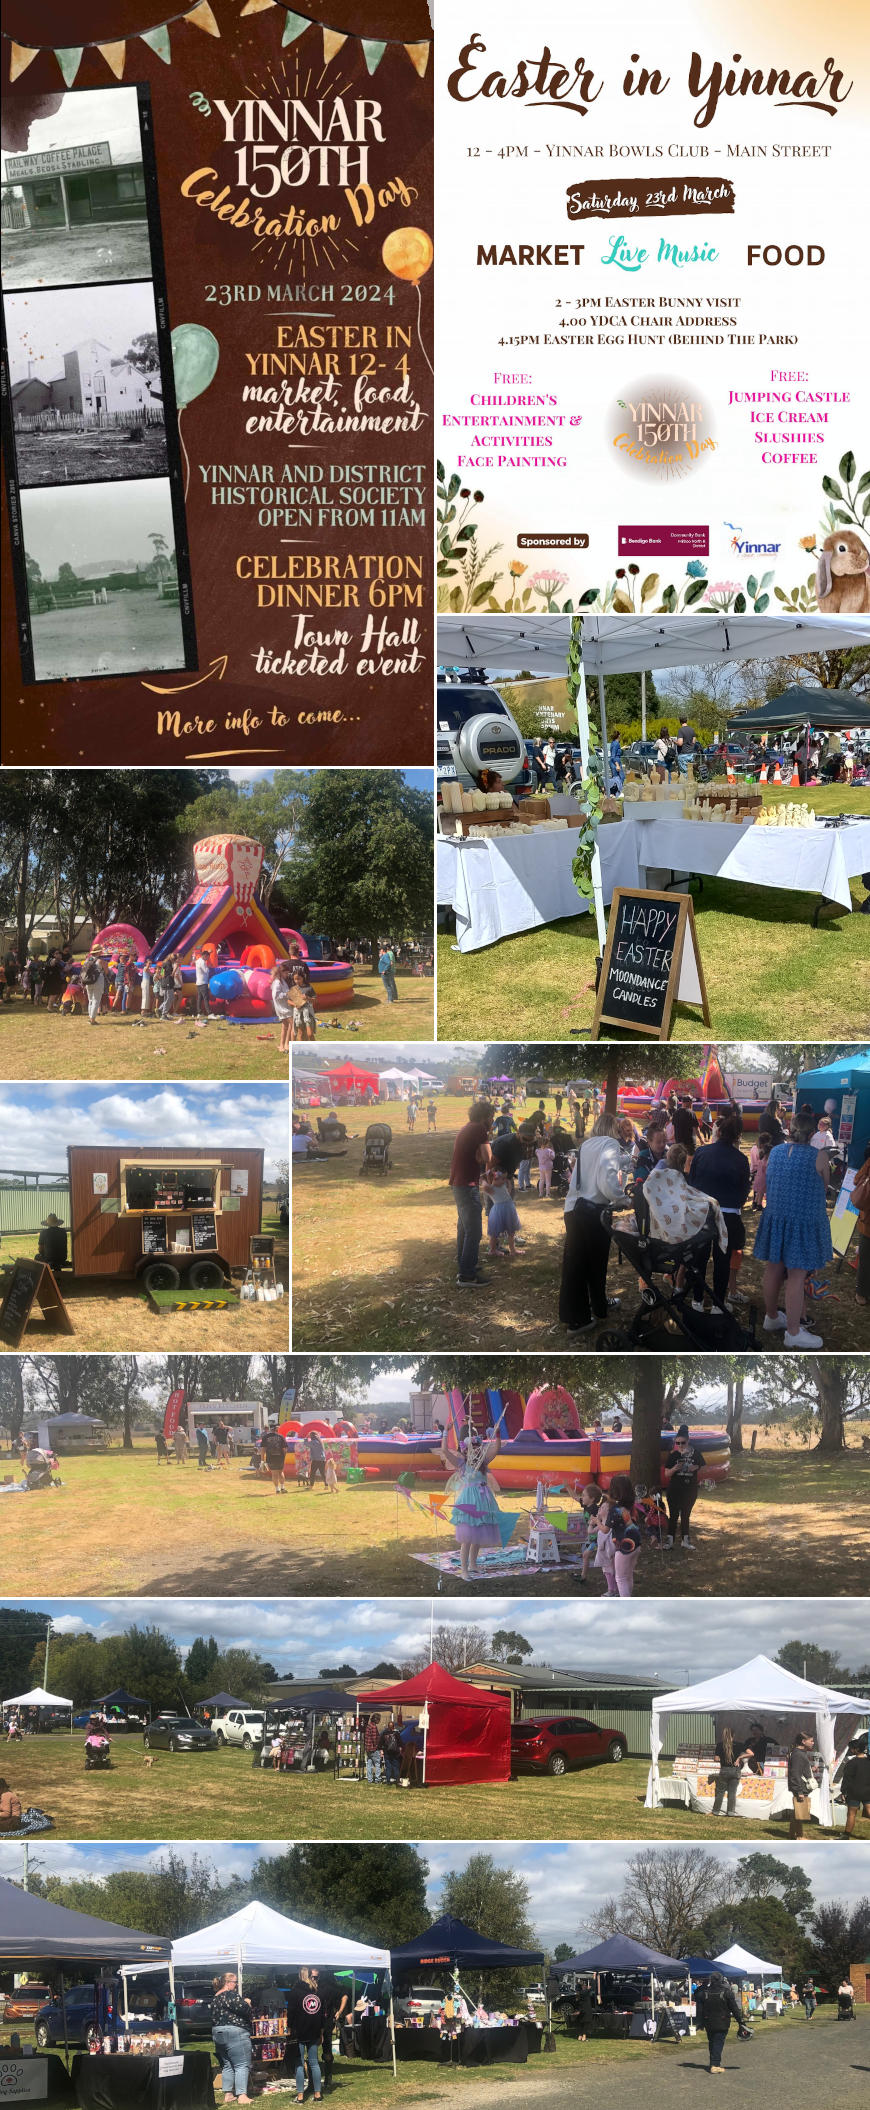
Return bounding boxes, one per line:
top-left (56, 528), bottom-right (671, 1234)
top-left (439, 1423), bottom-right (503, 1578)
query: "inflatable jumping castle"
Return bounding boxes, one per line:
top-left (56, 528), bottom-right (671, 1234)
top-left (92, 833), bottom-right (353, 1017)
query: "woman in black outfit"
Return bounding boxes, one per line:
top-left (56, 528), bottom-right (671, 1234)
top-left (695, 1972), bottom-right (744, 2073)
top-left (688, 1113), bottom-right (751, 1308)
top-left (287, 1968), bottom-right (326, 2103)
top-left (662, 1425), bottom-right (706, 1549)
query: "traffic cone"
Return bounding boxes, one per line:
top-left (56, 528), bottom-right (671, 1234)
top-left (773, 761), bottom-right (782, 784)
top-left (790, 762), bottom-right (800, 786)
top-left (726, 757), bottom-right (736, 784)
top-left (759, 761), bottom-right (768, 783)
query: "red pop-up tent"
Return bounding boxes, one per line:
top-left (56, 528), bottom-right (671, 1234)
top-left (356, 1664), bottom-right (511, 1786)
top-left (318, 1062), bottom-right (381, 1093)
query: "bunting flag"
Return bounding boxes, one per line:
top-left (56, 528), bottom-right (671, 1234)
top-left (3, 6), bottom-right (430, 82)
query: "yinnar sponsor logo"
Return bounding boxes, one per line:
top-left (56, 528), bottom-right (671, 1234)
top-left (725, 523), bottom-right (781, 554)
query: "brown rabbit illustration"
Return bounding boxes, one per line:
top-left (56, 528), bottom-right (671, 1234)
top-left (815, 529), bottom-right (870, 614)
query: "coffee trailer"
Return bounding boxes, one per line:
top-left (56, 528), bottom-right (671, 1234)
top-left (67, 1146), bottom-right (265, 1293)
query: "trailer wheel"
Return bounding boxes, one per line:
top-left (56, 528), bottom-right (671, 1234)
top-left (142, 1260), bottom-right (181, 1292)
top-left (188, 1259), bottom-right (225, 1289)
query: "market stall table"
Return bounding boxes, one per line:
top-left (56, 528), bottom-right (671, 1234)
top-left (0, 2052), bottom-right (75, 2103)
top-left (70, 2051), bottom-right (214, 2109)
top-left (437, 827), bottom-right (639, 952)
top-left (634, 814), bottom-right (870, 917)
top-left (395, 2024), bottom-right (535, 2064)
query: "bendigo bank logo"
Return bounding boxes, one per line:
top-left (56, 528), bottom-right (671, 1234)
top-left (725, 522), bottom-right (781, 554)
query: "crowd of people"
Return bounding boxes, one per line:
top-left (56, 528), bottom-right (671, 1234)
top-left (522, 723), bottom-right (868, 797)
top-left (447, 1084), bottom-right (866, 1349)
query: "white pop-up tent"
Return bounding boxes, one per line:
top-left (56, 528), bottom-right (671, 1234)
top-left (714, 1941), bottom-right (782, 1989)
top-left (645, 1653), bottom-right (870, 1827)
top-left (1, 1685), bottom-right (73, 1727)
top-left (124, 1900), bottom-right (396, 2073)
top-left (438, 612), bottom-right (870, 941)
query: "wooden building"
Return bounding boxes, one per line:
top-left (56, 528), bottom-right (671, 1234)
top-left (2, 143), bottom-right (146, 229)
top-left (67, 1145), bottom-right (264, 1288)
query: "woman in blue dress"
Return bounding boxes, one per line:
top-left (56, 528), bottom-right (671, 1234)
top-left (753, 1109), bottom-right (833, 1348)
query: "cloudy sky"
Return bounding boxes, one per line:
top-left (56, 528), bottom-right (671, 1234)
top-left (0, 1838), bottom-right (864, 1945)
top-left (21, 477), bottom-right (175, 579)
top-left (0, 1084), bottom-right (288, 1181)
top-left (6, 282), bottom-right (160, 390)
top-left (16, 1595), bottom-right (869, 1688)
top-left (1, 88), bottom-right (143, 185)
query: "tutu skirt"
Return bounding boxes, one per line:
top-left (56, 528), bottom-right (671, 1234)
top-left (488, 1194), bottom-right (520, 1237)
top-left (446, 1467), bottom-right (502, 1547)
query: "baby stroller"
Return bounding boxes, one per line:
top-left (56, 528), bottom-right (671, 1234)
top-left (358, 1122), bottom-right (392, 1177)
top-left (595, 1197), bottom-right (757, 1352)
top-left (550, 1147), bottom-right (575, 1199)
top-left (84, 1734), bottom-right (111, 1771)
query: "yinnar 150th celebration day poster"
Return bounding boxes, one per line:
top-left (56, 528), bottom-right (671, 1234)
top-left (1, 1), bottom-right (433, 766)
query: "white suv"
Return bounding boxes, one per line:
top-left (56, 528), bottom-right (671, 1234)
top-left (212, 1709), bottom-right (265, 1750)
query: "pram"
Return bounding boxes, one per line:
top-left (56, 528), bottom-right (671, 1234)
top-left (84, 1734), bottom-right (111, 1771)
top-left (358, 1122), bottom-right (392, 1177)
top-left (550, 1147), bottom-right (575, 1199)
top-left (595, 1196), bottom-right (757, 1352)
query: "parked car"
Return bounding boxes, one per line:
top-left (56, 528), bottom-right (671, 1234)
top-left (142, 1716), bottom-right (217, 1753)
top-left (4, 1985), bottom-right (52, 2022)
top-left (394, 1986), bottom-right (445, 2023)
top-left (523, 1985), bottom-right (546, 2004)
top-left (623, 739), bottom-right (661, 776)
top-left (510, 1717), bottom-right (628, 1777)
top-left (173, 1981), bottom-right (215, 2039)
top-left (34, 1986), bottom-right (154, 2049)
top-left (212, 1708), bottom-right (266, 1750)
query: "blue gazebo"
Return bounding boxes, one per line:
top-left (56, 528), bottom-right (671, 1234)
top-left (796, 1050), bottom-right (870, 1169)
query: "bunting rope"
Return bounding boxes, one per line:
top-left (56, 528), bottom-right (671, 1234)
top-left (3, 3), bottom-right (430, 85)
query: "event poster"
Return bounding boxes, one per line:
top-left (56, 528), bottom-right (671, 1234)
top-left (0, 1), bottom-right (432, 765)
top-left (436, 0), bottom-right (870, 619)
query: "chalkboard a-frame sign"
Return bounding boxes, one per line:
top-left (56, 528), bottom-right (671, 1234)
top-left (591, 888), bottom-right (711, 1041)
top-left (0, 1259), bottom-right (75, 1349)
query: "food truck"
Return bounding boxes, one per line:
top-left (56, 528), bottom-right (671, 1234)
top-left (66, 1145), bottom-right (265, 1293)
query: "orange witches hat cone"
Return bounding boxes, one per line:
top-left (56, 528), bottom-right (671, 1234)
top-left (790, 760), bottom-right (800, 786)
top-left (773, 760), bottom-right (782, 783)
top-left (759, 760), bottom-right (768, 782)
top-left (726, 756), bottom-right (736, 784)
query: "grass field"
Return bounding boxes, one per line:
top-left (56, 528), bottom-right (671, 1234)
top-left (0, 1215), bottom-right (289, 1355)
top-left (3, 1433), bottom-right (866, 1598)
top-left (291, 1096), bottom-right (868, 1355)
top-left (28, 591), bottom-right (187, 683)
top-left (437, 785), bottom-right (870, 1040)
top-left (11, 1738), bottom-right (862, 1847)
top-left (14, 425), bottom-right (169, 487)
top-left (2, 222), bottom-right (154, 290)
top-left (0, 974), bottom-right (433, 1080)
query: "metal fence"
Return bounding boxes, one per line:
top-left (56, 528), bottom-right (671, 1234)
top-left (13, 407), bottom-right (164, 432)
top-left (0, 1184), bottom-right (71, 1234)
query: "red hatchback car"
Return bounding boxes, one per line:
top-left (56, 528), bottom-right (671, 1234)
top-left (511, 1716), bottom-right (628, 1777)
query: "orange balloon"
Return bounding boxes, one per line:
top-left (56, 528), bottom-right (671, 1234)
top-left (381, 226), bottom-right (433, 285)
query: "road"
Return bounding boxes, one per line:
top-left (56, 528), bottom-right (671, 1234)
top-left (396, 2011), bottom-right (869, 2109)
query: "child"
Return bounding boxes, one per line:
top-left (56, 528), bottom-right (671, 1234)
top-left (269, 1733), bottom-right (282, 1770)
top-left (578, 1482), bottom-right (605, 1584)
top-left (749, 1132), bottom-right (771, 1211)
top-left (439, 1423), bottom-right (504, 1580)
top-left (427, 1101), bottom-right (438, 1131)
top-left (536, 1139), bottom-right (555, 1197)
top-left (325, 1450), bottom-right (339, 1493)
top-left (289, 965), bottom-right (316, 1041)
top-left (483, 1166), bottom-right (523, 1260)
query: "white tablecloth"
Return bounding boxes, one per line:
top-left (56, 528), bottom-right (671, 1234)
top-left (635, 814), bottom-right (870, 912)
top-left (437, 827), bottom-right (639, 951)
top-left (438, 814), bottom-right (870, 950)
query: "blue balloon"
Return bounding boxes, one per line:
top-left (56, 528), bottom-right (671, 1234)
top-left (210, 969), bottom-right (244, 1001)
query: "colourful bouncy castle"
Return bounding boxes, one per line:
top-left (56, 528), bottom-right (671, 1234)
top-left (351, 1383), bottom-right (731, 1491)
top-left (93, 834), bottom-right (354, 1017)
top-left (617, 1048), bottom-right (771, 1134)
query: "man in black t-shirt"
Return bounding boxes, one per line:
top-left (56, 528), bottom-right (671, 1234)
top-left (672, 1097), bottom-right (701, 1154)
top-left (676, 717), bottom-right (696, 774)
top-left (663, 1425), bottom-right (706, 1549)
top-left (317, 1970), bottom-right (350, 2090)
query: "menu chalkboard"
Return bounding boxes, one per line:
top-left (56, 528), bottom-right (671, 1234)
top-left (142, 1214), bottom-right (168, 1255)
top-left (591, 889), bottom-right (710, 1041)
top-left (0, 1259), bottom-right (75, 1348)
top-left (191, 1211), bottom-right (217, 1252)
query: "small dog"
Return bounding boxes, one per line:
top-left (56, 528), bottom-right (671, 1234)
top-left (143, 1754), bottom-right (155, 1769)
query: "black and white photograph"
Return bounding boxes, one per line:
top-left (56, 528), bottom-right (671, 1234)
top-left (5, 280), bottom-right (167, 487)
top-left (0, 84), bottom-right (151, 291)
top-left (19, 476), bottom-right (189, 683)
